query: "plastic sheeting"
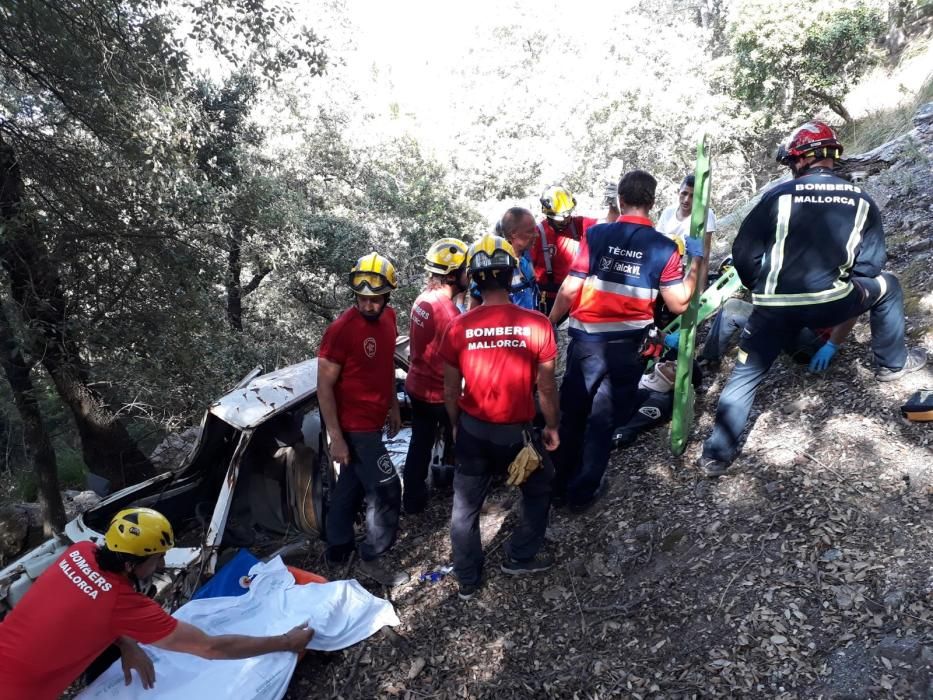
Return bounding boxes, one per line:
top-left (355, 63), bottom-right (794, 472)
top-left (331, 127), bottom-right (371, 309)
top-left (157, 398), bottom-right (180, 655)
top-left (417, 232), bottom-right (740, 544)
top-left (78, 557), bottom-right (400, 700)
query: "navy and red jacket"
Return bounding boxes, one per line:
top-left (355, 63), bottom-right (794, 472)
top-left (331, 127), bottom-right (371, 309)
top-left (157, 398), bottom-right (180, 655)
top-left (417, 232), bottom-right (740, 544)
top-left (733, 167), bottom-right (886, 307)
top-left (567, 215), bottom-right (683, 341)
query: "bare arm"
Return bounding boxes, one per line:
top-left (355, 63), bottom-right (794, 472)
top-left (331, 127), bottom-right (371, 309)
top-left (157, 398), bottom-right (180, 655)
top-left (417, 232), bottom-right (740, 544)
top-left (316, 357), bottom-right (349, 464)
top-left (443, 363), bottom-right (462, 430)
top-left (658, 259), bottom-right (701, 315)
top-left (152, 621), bottom-right (313, 660)
top-left (548, 275), bottom-right (584, 325)
top-left (828, 317), bottom-right (857, 346)
top-left (116, 636), bottom-right (155, 689)
top-left (536, 360), bottom-right (560, 451)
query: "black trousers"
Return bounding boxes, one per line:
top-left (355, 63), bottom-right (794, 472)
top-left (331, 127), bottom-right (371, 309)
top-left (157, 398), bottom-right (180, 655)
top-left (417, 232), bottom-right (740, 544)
top-left (326, 431), bottom-right (401, 562)
top-left (450, 413), bottom-right (553, 587)
top-left (402, 397), bottom-right (452, 514)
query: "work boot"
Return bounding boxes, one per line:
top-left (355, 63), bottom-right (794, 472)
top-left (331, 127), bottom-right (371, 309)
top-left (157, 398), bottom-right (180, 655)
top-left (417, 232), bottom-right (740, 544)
top-left (357, 558), bottom-right (410, 587)
top-left (500, 552), bottom-right (554, 576)
top-left (875, 348), bottom-right (928, 382)
top-left (697, 456), bottom-right (730, 478)
top-left (458, 581), bottom-right (480, 601)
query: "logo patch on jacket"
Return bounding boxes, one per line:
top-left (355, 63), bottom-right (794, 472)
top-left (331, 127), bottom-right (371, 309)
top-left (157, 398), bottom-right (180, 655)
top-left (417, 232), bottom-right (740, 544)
top-left (364, 337), bottom-right (377, 358)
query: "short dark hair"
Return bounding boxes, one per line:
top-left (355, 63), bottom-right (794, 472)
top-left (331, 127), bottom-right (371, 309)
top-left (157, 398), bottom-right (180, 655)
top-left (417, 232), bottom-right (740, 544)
top-left (496, 207), bottom-right (533, 240)
top-left (473, 268), bottom-right (512, 292)
top-left (617, 170), bottom-right (656, 209)
top-left (681, 174), bottom-right (695, 189)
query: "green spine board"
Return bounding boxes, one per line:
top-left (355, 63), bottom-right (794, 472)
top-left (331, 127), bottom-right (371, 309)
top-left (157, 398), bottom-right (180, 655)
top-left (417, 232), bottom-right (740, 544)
top-left (670, 135), bottom-right (712, 456)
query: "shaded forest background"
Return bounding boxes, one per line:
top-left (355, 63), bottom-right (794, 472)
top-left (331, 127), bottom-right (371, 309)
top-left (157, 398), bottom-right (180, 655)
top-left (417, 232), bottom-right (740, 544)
top-left (0, 0), bottom-right (930, 531)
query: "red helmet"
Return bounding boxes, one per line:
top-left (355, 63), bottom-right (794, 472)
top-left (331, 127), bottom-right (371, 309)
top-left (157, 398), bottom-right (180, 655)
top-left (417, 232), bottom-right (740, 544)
top-left (776, 121), bottom-right (843, 165)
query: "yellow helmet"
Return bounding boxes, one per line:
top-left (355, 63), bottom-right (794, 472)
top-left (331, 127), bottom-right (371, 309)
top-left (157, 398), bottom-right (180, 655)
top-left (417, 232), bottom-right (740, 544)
top-left (540, 185), bottom-right (577, 220)
top-left (424, 238), bottom-right (468, 275)
top-left (104, 507), bottom-right (175, 557)
top-left (466, 234), bottom-right (517, 275)
top-left (349, 252), bottom-right (398, 296)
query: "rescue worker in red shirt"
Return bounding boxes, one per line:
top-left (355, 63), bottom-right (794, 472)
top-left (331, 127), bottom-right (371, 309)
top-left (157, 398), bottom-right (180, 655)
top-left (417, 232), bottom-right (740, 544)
top-left (440, 234), bottom-right (560, 600)
top-left (530, 185), bottom-right (598, 314)
top-left (317, 253), bottom-right (409, 587)
top-left (0, 508), bottom-right (313, 700)
top-left (548, 170), bottom-right (703, 512)
top-left (402, 237), bottom-right (468, 514)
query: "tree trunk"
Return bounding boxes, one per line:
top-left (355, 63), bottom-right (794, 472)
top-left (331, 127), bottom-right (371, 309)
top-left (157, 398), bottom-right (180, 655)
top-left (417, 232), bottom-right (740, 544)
top-left (225, 223), bottom-right (271, 332)
top-left (808, 91), bottom-right (854, 124)
top-left (0, 140), bottom-right (154, 490)
top-left (226, 226), bottom-right (244, 332)
top-left (0, 302), bottom-right (65, 535)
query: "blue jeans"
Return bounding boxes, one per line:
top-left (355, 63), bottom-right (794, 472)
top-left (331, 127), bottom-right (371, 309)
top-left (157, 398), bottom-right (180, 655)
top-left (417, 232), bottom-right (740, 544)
top-left (701, 298), bottom-right (753, 361)
top-left (702, 298), bottom-right (823, 363)
top-left (703, 273), bottom-right (907, 463)
top-left (556, 336), bottom-right (644, 506)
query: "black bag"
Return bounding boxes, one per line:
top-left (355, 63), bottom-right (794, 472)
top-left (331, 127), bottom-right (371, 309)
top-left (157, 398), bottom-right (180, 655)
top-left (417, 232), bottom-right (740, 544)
top-left (901, 390), bottom-right (933, 422)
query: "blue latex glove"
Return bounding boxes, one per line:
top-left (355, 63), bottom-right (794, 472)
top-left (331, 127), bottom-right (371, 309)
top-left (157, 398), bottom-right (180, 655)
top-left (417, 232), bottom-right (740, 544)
top-left (664, 330), bottom-right (680, 349)
top-left (684, 236), bottom-right (705, 259)
top-left (809, 341), bottom-right (838, 372)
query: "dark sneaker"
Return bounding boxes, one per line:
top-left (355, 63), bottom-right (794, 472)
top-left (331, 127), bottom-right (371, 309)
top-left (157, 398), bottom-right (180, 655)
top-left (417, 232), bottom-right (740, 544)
top-left (567, 479), bottom-right (609, 515)
top-left (501, 552), bottom-right (555, 576)
top-left (875, 348), bottom-right (928, 382)
top-left (357, 559), bottom-right (410, 587)
top-left (697, 456), bottom-right (730, 478)
top-left (458, 582), bottom-right (479, 600)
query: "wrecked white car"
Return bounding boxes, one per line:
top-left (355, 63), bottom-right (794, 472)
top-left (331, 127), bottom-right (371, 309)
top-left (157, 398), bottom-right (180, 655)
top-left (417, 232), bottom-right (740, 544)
top-left (0, 337), bottom-right (417, 615)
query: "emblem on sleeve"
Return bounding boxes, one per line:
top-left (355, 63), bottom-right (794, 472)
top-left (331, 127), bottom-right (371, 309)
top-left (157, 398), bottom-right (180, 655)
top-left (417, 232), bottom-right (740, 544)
top-left (377, 454), bottom-right (395, 476)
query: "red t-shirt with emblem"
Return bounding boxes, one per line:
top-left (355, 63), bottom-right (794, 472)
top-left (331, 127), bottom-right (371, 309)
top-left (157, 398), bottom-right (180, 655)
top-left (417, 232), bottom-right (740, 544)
top-left (318, 305), bottom-right (397, 432)
top-left (530, 215), bottom-right (598, 296)
top-left (440, 304), bottom-right (556, 424)
top-left (0, 541), bottom-right (178, 700)
top-left (405, 288), bottom-right (460, 404)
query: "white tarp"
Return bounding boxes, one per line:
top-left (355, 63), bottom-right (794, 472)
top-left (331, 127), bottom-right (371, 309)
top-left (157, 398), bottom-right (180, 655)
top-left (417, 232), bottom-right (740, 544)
top-left (78, 557), bottom-right (399, 699)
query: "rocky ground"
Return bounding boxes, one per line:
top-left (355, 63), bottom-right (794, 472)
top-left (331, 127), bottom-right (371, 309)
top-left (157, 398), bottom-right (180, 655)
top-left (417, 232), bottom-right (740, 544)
top-left (282, 107), bottom-right (933, 699)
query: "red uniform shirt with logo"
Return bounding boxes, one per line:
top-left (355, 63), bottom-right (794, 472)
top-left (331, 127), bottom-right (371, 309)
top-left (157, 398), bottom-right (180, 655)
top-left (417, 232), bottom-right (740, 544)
top-left (0, 541), bottom-right (178, 700)
top-left (405, 289), bottom-right (460, 404)
top-left (318, 305), bottom-right (397, 432)
top-left (440, 304), bottom-right (556, 424)
top-left (530, 216), bottom-right (598, 297)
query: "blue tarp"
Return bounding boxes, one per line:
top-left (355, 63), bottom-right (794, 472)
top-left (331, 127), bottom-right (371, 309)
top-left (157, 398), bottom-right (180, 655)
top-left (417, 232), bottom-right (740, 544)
top-left (190, 548), bottom-right (261, 600)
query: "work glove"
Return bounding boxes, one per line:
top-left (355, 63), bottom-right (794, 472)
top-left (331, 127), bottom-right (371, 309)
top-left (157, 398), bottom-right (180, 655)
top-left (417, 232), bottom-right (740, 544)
top-left (663, 330), bottom-right (680, 349)
top-left (506, 432), bottom-right (542, 487)
top-left (808, 341), bottom-right (838, 373)
top-left (684, 236), bottom-right (705, 259)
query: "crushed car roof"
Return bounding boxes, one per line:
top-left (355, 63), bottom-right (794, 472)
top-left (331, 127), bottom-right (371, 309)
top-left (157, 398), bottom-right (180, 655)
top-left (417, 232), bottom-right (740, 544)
top-left (209, 359), bottom-right (318, 429)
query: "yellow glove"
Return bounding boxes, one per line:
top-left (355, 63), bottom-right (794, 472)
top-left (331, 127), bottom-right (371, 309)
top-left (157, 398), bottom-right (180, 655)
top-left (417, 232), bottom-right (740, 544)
top-left (506, 437), bottom-right (542, 487)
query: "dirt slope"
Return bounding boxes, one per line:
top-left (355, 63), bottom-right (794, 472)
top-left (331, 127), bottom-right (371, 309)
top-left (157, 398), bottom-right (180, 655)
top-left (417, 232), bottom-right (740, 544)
top-left (287, 106), bottom-right (933, 700)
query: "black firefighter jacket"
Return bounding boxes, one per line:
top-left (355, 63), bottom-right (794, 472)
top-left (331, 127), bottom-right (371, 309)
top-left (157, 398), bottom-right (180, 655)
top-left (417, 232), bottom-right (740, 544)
top-left (732, 167), bottom-right (886, 308)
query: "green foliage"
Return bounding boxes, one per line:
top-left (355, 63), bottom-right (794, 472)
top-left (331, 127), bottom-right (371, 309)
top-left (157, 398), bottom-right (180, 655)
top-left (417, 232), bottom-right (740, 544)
top-left (727, 0), bottom-right (885, 124)
top-left (0, 0), bottom-right (927, 487)
top-left (13, 447), bottom-right (86, 501)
